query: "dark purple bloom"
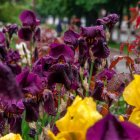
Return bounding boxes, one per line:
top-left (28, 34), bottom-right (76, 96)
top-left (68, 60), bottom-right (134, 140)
top-left (43, 91), bottom-right (56, 115)
top-left (49, 43), bottom-right (74, 63)
top-left (96, 14), bottom-right (119, 30)
top-left (6, 50), bottom-right (20, 63)
top-left (70, 65), bottom-right (80, 90)
top-left (4, 100), bottom-right (24, 134)
top-left (32, 56), bottom-right (58, 77)
top-left (33, 47), bottom-right (39, 62)
top-left (29, 128), bottom-right (36, 138)
top-left (78, 38), bottom-right (89, 67)
top-left (64, 30), bottom-right (79, 47)
top-left (3, 24), bottom-right (18, 39)
top-left (86, 114), bottom-right (140, 140)
top-left (16, 68), bottom-right (43, 96)
top-left (5, 100), bottom-right (24, 116)
top-left (23, 99), bottom-right (39, 122)
top-left (0, 63), bottom-right (22, 100)
top-left (92, 80), bottom-right (104, 101)
top-left (19, 10), bottom-right (40, 27)
top-left (47, 63), bottom-right (79, 90)
top-left (5, 50), bottom-right (21, 75)
top-left (47, 63), bottom-right (71, 89)
top-left (9, 117), bottom-right (22, 134)
top-left (52, 124), bottom-right (59, 135)
top-left (97, 68), bottom-right (116, 81)
top-left (0, 46), bottom-right (7, 61)
top-left (7, 63), bottom-right (22, 75)
top-left (80, 25), bottom-right (105, 45)
top-left (92, 39), bottom-right (110, 58)
top-left (0, 32), bottom-right (5, 46)
top-left (18, 27), bottom-right (32, 41)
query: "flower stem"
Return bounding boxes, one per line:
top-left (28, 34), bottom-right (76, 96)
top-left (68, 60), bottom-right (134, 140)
top-left (86, 61), bottom-right (94, 96)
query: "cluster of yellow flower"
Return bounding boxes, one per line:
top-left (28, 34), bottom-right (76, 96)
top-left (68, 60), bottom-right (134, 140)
top-left (123, 75), bottom-right (140, 127)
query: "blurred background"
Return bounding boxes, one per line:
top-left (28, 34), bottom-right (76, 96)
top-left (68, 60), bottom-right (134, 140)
top-left (0, 0), bottom-right (138, 46)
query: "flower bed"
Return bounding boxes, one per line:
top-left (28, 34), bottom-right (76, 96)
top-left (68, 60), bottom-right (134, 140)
top-left (0, 3), bottom-right (140, 140)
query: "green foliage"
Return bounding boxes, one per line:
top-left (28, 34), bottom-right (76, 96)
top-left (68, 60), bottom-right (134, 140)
top-left (0, 2), bottom-right (30, 24)
top-left (75, 0), bottom-right (107, 11)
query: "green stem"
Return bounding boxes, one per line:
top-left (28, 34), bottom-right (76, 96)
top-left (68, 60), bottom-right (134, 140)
top-left (86, 61), bottom-right (94, 96)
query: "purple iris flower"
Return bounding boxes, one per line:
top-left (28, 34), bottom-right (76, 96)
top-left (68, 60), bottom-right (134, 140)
top-left (5, 100), bottom-right (24, 134)
top-left (47, 63), bottom-right (79, 90)
top-left (32, 56), bottom-right (59, 77)
top-left (80, 25), bottom-right (105, 45)
top-left (5, 50), bottom-right (21, 75)
top-left (3, 24), bottom-right (18, 39)
top-left (97, 68), bottom-right (116, 81)
top-left (96, 14), bottom-right (119, 30)
top-left (49, 43), bottom-right (74, 63)
top-left (16, 68), bottom-right (43, 96)
top-left (78, 38), bottom-right (89, 67)
top-left (64, 29), bottom-right (80, 47)
top-left (43, 91), bottom-right (56, 115)
top-left (6, 49), bottom-right (20, 63)
top-left (19, 10), bottom-right (40, 28)
top-left (86, 114), bottom-right (140, 140)
top-left (0, 46), bottom-right (7, 61)
top-left (0, 32), bottom-right (5, 46)
top-left (18, 27), bottom-right (32, 41)
top-left (92, 80), bottom-right (104, 101)
top-left (92, 39), bottom-right (110, 58)
top-left (23, 99), bottom-right (39, 122)
top-left (7, 63), bottom-right (22, 75)
top-left (0, 62), bottom-right (22, 100)
top-left (18, 10), bottom-right (41, 42)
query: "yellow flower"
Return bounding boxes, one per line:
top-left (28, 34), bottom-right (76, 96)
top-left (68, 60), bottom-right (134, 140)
top-left (48, 96), bottom-right (102, 140)
top-left (129, 108), bottom-right (140, 127)
top-left (0, 133), bottom-right (22, 140)
top-left (123, 75), bottom-right (140, 126)
top-left (48, 130), bottom-right (84, 140)
top-left (123, 75), bottom-right (140, 108)
top-left (119, 115), bottom-right (124, 121)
